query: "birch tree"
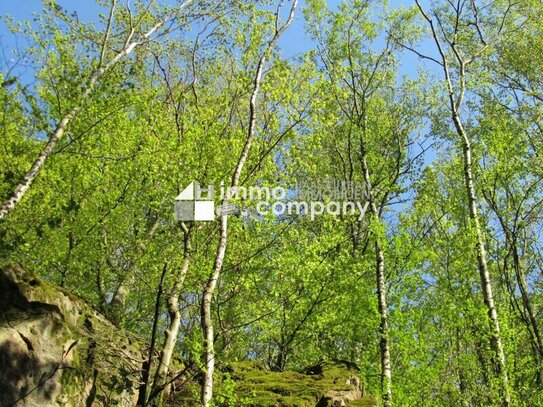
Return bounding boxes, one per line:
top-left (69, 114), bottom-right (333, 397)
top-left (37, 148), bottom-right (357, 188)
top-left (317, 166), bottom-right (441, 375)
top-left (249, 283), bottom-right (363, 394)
top-left (412, 0), bottom-right (518, 403)
top-left (0, 0), bottom-right (191, 220)
top-left (200, 2), bottom-right (298, 405)
top-left (304, 1), bottom-right (426, 404)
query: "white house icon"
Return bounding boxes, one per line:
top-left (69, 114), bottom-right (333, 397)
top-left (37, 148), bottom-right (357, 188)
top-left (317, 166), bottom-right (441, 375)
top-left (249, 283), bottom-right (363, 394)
top-left (174, 182), bottom-right (215, 221)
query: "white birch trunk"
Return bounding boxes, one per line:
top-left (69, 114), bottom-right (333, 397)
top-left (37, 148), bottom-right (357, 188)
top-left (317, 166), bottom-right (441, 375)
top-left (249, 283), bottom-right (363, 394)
top-left (200, 2), bottom-right (299, 405)
top-left (0, 13), bottom-right (166, 220)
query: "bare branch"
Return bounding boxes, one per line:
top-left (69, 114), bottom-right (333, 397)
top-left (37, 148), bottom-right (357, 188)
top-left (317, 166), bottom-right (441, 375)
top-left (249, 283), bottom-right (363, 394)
top-left (99, 0), bottom-right (117, 68)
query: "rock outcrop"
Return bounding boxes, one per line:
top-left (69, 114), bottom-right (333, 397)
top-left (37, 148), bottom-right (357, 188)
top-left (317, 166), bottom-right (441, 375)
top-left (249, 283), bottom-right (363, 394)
top-left (0, 264), bottom-right (144, 407)
top-left (190, 359), bottom-right (379, 407)
top-left (0, 264), bottom-right (379, 407)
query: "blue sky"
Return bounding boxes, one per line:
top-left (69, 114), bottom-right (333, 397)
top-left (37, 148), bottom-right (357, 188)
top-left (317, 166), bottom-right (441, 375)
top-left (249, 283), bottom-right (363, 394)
top-left (0, 0), bottom-right (318, 61)
top-left (0, 0), bottom-right (438, 159)
top-left (0, 0), bottom-right (100, 20)
top-left (0, 0), bottom-right (436, 75)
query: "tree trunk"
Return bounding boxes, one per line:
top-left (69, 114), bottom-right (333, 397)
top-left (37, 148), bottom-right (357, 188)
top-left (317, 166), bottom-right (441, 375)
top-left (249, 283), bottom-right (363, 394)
top-left (510, 236), bottom-right (543, 384)
top-left (138, 263), bottom-right (168, 406)
top-left (199, 3), bottom-right (298, 405)
top-left (360, 144), bottom-right (392, 407)
top-left (151, 226), bottom-right (192, 403)
top-left (375, 240), bottom-right (392, 407)
top-left (483, 188), bottom-right (543, 386)
top-left (201, 214), bottom-right (228, 406)
top-left (0, 113), bottom-right (76, 220)
top-left (414, 4), bottom-right (511, 400)
top-left (0, 13), bottom-right (166, 220)
top-left (275, 345), bottom-right (287, 372)
top-left (461, 135), bottom-right (510, 404)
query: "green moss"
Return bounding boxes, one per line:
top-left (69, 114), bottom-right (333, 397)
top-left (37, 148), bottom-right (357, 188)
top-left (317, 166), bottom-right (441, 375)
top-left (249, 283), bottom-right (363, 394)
top-left (209, 359), bottom-right (367, 407)
top-left (348, 396), bottom-right (380, 406)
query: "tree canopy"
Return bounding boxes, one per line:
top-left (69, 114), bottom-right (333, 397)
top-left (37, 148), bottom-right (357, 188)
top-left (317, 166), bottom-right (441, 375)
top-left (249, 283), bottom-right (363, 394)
top-left (1, 0), bottom-right (542, 405)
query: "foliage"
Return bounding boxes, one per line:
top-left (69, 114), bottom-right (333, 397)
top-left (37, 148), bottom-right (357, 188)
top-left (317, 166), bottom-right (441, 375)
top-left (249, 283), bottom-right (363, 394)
top-left (1, 0), bottom-right (542, 405)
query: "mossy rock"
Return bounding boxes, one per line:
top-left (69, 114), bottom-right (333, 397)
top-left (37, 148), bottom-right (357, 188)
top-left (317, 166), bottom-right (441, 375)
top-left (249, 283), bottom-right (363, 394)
top-left (0, 264), bottom-right (145, 406)
top-left (347, 395), bottom-right (380, 407)
top-left (203, 359), bottom-right (372, 407)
